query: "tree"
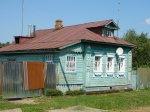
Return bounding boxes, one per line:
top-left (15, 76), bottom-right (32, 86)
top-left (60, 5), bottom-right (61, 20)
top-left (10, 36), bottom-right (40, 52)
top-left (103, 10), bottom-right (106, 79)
top-left (0, 42), bottom-right (10, 47)
top-left (123, 29), bottom-right (150, 69)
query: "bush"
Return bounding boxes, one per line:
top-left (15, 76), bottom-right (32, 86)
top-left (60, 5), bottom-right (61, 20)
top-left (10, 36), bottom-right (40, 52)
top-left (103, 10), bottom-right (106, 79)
top-left (0, 96), bottom-right (2, 100)
top-left (144, 87), bottom-right (150, 90)
top-left (78, 89), bottom-right (86, 95)
top-left (65, 89), bottom-right (85, 96)
top-left (45, 89), bottom-right (63, 96)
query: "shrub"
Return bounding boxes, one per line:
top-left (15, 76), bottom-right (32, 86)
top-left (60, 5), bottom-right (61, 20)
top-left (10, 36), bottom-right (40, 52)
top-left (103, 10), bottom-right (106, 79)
top-left (45, 89), bottom-right (63, 96)
top-left (65, 89), bottom-right (85, 96)
top-left (65, 90), bottom-right (72, 95)
top-left (78, 89), bottom-right (86, 95)
top-left (144, 87), bottom-right (150, 90)
top-left (0, 96), bottom-right (2, 100)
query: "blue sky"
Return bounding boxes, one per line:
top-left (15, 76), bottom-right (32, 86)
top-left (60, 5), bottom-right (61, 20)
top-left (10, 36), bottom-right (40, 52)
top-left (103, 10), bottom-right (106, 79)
top-left (0, 0), bottom-right (150, 43)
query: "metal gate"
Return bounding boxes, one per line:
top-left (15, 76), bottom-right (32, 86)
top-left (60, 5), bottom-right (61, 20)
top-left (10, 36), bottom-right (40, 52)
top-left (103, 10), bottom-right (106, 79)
top-left (2, 62), bottom-right (22, 98)
top-left (45, 63), bottom-right (56, 89)
top-left (0, 61), bottom-right (56, 99)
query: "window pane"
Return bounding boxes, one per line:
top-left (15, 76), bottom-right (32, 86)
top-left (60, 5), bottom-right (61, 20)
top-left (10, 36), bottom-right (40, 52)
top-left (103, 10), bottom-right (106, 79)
top-left (45, 55), bottom-right (53, 63)
top-left (119, 58), bottom-right (124, 72)
top-left (66, 56), bottom-right (76, 72)
top-left (107, 57), bottom-right (113, 72)
top-left (94, 56), bottom-right (101, 72)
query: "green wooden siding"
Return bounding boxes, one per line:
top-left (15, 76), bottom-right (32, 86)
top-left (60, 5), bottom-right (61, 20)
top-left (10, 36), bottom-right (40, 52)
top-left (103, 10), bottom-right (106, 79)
top-left (83, 43), bottom-right (132, 90)
top-left (0, 42), bottom-right (133, 91)
top-left (56, 52), bottom-right (84, 84)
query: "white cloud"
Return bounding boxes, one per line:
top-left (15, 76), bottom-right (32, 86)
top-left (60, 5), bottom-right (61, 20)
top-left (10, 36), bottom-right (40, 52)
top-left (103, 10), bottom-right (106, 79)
top-left (146, 18), bottom-right (150, 25)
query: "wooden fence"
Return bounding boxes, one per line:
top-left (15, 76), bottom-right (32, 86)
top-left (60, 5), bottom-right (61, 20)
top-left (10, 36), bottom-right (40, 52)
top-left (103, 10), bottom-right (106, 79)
top-left (132, 68), bottom-right (150, 90)
top-left (0, 61), bottom-right (56, 99)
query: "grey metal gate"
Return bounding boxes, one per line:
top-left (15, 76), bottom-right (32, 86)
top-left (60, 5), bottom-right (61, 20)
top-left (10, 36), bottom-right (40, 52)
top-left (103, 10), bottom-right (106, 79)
top-left (2, 62), bottom-right (22, 99)
top-left (45, 63), bottom-right (56, 89)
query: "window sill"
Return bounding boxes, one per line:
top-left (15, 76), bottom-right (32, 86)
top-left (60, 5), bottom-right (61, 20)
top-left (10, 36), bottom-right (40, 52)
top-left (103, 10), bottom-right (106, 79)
top-left (65, 71), bottom-right (77, 74)
top-left (106, 72), bottom-right (114, 77)
top-left (94, 71), bottom-right (102, 73)
top-left (94, 72), bottom-right (102, 75)
top-left (118, 72), bottom-right (125, 77)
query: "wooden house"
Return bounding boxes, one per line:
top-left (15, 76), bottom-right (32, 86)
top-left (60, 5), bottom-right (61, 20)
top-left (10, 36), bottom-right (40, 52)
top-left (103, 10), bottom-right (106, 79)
top-left (0, 19), bottom-right (135, 92)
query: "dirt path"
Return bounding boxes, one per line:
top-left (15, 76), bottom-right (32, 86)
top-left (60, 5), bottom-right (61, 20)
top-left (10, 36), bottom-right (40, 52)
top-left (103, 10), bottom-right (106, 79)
top-left (50, 106), bottom-right (150, 112)
top-left (115, 107), bottom-right (150, 112)
top-left (8, 99), bottom-right (150, 112)
top-left (0, 108), bottom-right (22, 112)
top-left (49, 106), bottom-right (108, 112)
top-left (9, 99), bottom-right (38, 104)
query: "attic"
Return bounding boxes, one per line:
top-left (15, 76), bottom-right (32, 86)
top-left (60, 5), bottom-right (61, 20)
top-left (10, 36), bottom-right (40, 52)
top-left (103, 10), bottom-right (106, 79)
top-left (87, 20), bottom-right (119, 37)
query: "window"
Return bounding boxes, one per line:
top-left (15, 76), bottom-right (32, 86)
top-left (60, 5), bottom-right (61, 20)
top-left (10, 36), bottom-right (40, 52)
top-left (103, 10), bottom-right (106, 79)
top-left (45, 54), bottom-right (53, 63)
top-left (66, 56), bottom-right (76, 72)
top-left (107, 57), bottom-right (114, 72)
top-left (103, 30), bottom-right (112, 37)
top-left (94, 55), bottom-right (102, 72)
top-left (119, 58), bottom-right (125, 72)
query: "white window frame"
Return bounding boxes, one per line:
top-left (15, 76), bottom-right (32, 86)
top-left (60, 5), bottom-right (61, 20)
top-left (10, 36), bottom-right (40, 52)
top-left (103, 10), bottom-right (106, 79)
top-left (93, 54), bottom-right (103, 73)
top-left (65, 55), bottom-right (76, 72)
top-left (118, 56), bottom-right (125, 73)
top-left (106, 55), bottom-right (114, 73)
top-left (45, 54), bottom-right (53, 63)
top-left (103, 29), bottom-right (112, 37)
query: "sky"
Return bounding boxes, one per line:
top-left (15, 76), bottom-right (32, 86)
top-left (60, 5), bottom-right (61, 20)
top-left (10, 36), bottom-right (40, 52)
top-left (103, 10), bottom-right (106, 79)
top-left (0, 0), bottom-right (150, 43)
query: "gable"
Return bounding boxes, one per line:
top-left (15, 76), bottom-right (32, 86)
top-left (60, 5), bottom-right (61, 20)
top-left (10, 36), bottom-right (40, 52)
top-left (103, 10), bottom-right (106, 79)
top-left (105, 21), bottom-right (119, 30)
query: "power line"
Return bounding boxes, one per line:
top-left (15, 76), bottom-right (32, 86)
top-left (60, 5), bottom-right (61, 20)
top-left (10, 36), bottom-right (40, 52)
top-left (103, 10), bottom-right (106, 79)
top-left (117, 1), bottom-right (120, 37)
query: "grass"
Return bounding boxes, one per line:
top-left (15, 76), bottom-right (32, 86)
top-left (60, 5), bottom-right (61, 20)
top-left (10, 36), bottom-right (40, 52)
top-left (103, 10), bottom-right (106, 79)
top-left (0, 89), bottom-right (150, 112)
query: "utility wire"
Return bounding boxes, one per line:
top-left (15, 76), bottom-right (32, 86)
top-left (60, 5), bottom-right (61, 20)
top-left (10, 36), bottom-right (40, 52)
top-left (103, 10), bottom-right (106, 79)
top-left (117, 1), bottom-right (120, 37)
top-left (21, 0), bottom-right (24, 36)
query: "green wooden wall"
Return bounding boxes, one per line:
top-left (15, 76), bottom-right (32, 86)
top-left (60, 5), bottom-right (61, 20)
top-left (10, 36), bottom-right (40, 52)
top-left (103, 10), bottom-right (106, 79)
top-left (0, 42), bottom-right (133, 92)
top-left (83, 43), bottom-right (132, 91)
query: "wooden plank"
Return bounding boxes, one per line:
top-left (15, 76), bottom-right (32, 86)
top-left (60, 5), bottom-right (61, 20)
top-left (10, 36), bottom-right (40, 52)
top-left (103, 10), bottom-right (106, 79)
top-left (27, 62), bottom-right (44, 90)
top-left (86, 88), bottom-right (133, 95)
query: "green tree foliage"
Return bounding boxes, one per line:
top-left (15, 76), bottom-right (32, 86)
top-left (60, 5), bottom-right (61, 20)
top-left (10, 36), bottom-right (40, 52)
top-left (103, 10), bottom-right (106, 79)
top-left (0, 42), bottom-right (10, 47)
top-left (123, 29), bottom-right (150, 69)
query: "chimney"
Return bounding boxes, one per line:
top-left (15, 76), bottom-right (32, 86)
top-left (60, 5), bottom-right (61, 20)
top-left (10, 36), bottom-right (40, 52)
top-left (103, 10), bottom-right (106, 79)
top-left (55, 19), bottom-right (63, 30)
top-left (28, 24), bottom-right (32, 37)
top-left (33, 25), bottom-right (36, 37)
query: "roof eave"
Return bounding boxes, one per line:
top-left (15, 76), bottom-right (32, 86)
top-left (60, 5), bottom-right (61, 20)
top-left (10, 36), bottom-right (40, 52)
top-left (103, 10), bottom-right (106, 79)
top-left (0, 48), bottom-right (57, 54)
top-left (58, 40), bottom-right (82, 49)
top-left (81, 39), bottom-right (135, 48)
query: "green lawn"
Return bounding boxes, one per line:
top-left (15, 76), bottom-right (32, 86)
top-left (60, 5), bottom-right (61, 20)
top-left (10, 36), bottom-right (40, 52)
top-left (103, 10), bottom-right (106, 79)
top-left (0, 89), bottom-right (150, 112)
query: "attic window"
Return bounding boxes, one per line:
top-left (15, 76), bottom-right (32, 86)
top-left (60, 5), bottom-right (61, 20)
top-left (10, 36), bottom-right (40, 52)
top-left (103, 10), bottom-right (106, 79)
top-left (15, 38), bottom-right (19, 44)
top-left (102, 30), bottom-right (112, 37)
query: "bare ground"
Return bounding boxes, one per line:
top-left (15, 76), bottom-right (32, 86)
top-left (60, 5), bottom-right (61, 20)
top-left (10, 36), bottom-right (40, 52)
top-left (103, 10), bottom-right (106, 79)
top-left (50, 106), bottom-right (150, 112)
top-left (49, 106), bottom-right (108, 112)
top-left (9, 98), bottom-right (38, 104)
top-left (115, 107), bottom-right (150, 112)
top-left (8, 99), bottom-right (150, 112)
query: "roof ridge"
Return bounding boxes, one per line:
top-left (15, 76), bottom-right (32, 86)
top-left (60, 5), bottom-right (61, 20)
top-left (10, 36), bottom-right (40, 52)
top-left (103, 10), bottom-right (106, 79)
top-left (65, 19), bottom-right (113, 28)
top-left (29, 19), bottom-right (113, 32)
top-left (36, 28), bottom-right (54, 31)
